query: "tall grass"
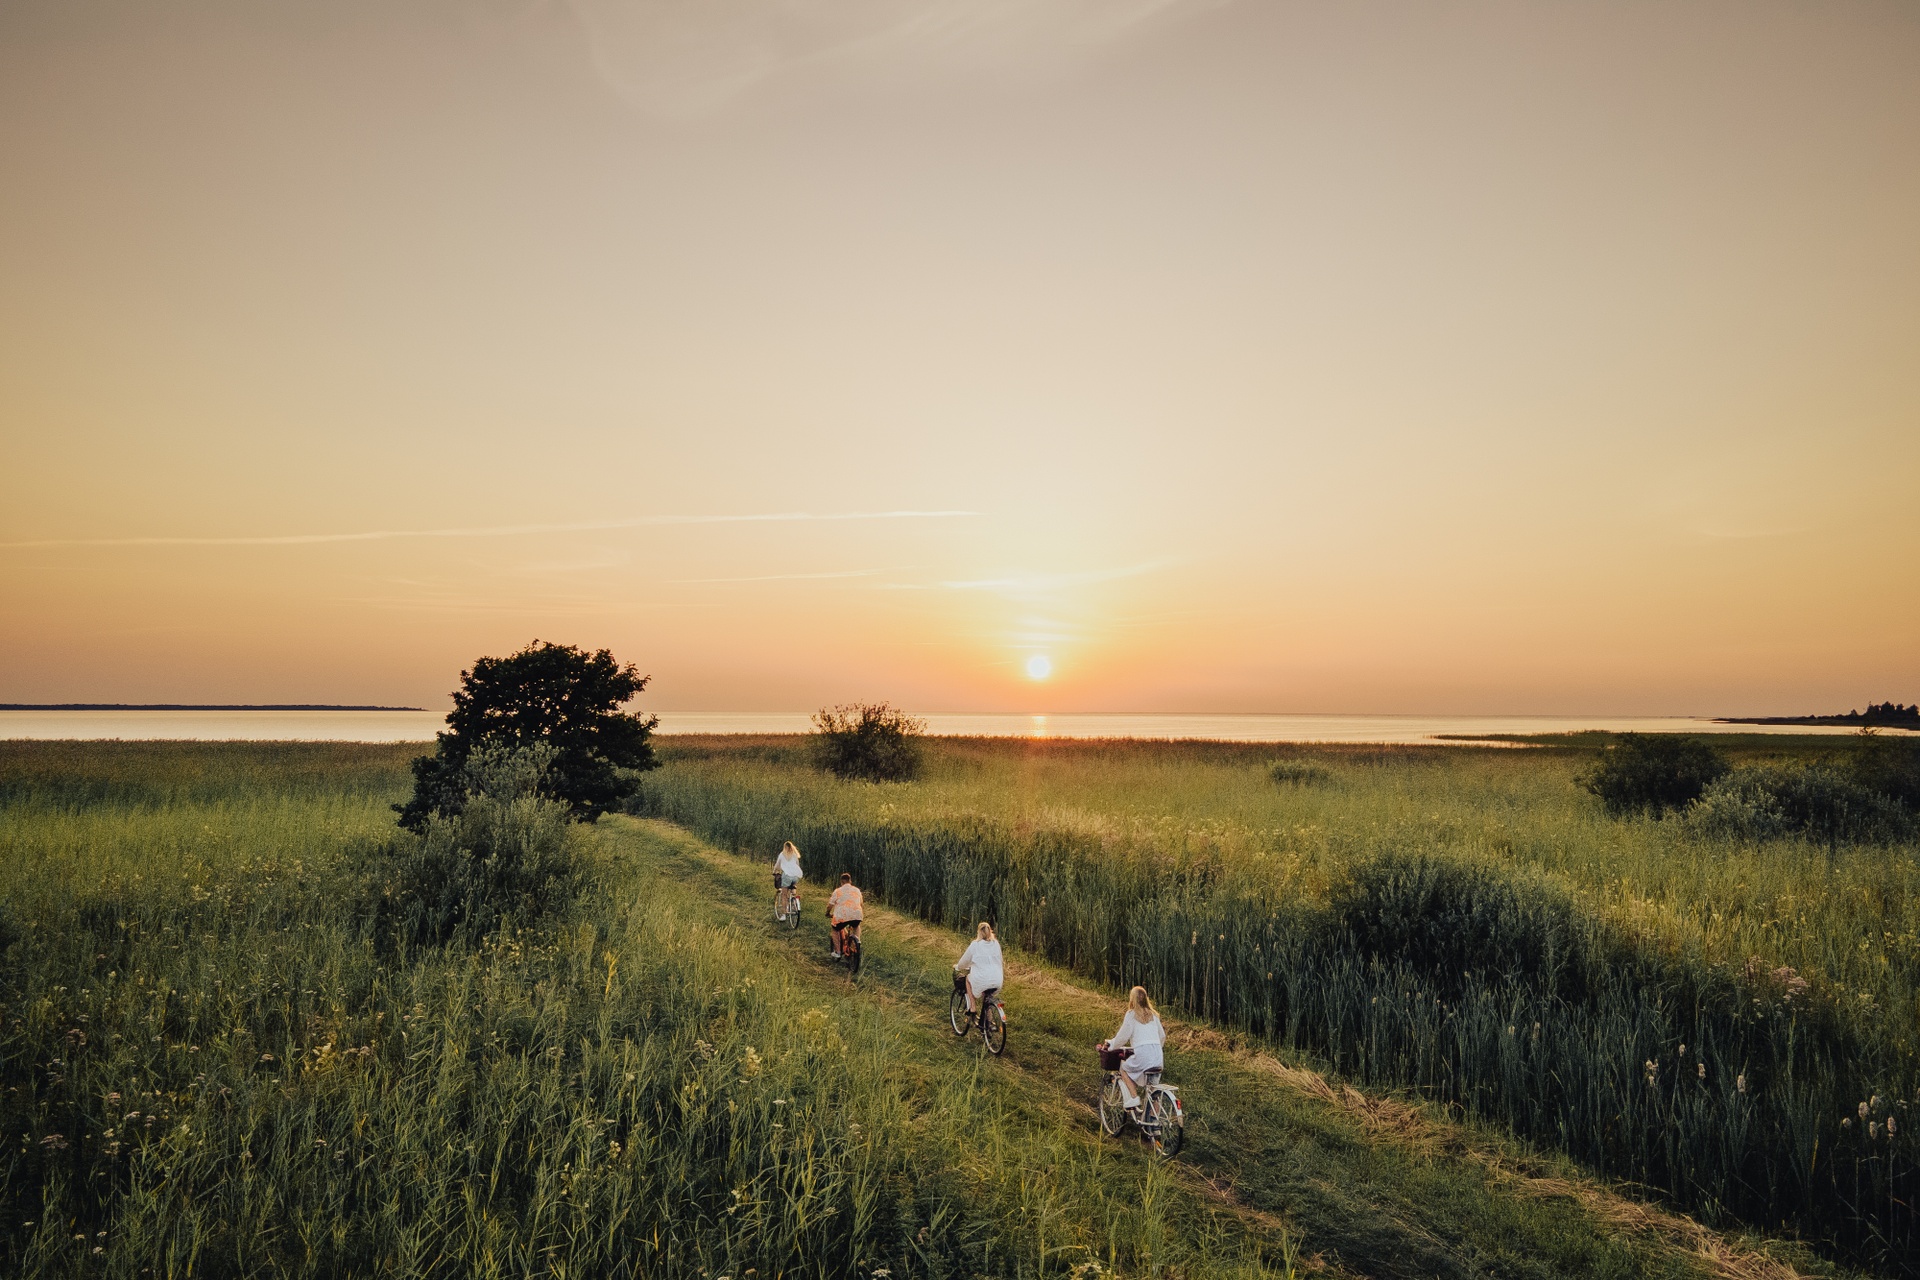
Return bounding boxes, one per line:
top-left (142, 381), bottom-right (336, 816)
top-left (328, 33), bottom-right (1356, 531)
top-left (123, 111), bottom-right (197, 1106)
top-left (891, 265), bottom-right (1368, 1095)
top-left (0, 742), bottom-right (1289, 1278)
top-left (639, 736), bottom-right (1919, 1274)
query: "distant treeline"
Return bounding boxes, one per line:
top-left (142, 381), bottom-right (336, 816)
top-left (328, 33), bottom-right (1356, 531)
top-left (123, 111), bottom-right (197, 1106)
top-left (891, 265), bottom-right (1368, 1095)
top-left (1722, 701), bottom-right (1920, 728)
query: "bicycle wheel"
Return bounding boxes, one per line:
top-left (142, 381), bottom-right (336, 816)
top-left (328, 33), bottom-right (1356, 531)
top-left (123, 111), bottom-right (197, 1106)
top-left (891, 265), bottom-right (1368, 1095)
top-left (846, 934), bottom-right (862, 977)
top-left (783, 899), bottom-right (799, 930)
top-left (981, 1001), bottom-right (1007, 1056)
top-left (948, 989), bottom-right (971, 1036)
top-left (1146, 1089), bottom-right (1185, 1159)
top-left (1097, 1076), bottom-right (1127, 1136)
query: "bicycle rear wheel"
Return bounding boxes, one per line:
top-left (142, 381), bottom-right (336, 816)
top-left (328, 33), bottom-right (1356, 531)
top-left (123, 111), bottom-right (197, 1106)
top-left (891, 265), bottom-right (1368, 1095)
top-left (949, 989), bottom-right (971, 1036)
top-left (981, 1001), bottom-right (1007, 1055)
top-left (1097, 1077), bottom-right (1127, 1136)
top-left (846, 934), bottom-right (862, 977)
top-left (1145, 1089), bottom-right (1185, 1158)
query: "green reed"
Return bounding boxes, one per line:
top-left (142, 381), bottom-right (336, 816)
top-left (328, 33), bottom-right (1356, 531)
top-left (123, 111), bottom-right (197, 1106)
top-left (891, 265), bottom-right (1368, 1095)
top-left (0, 742), bottom-right (1290, 1279)
top-left (639, 736), bottom-right (1919, 1274)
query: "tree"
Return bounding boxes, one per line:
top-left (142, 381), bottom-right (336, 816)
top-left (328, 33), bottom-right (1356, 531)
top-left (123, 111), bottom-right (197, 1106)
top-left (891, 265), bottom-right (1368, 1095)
top-left (397, 641), bottom-right (658, 831)
top-left (812, 703), bottom-right (926, 782)
top-left (1582, 733), bottom-right (1728, 818)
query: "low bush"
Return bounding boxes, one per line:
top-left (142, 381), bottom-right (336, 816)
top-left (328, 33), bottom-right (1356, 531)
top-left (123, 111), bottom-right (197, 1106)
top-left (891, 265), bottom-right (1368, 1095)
top-left (1583, 734), bottom-right (1728, 816)
top-left (811, 703), bottom-right (925, 782)
top-left (369, 743), bottom-right (580, 948)
top-left (1690, 763), bottom-right (1914, 846)
top-left (1269, 760), bottom-right (1331, 786)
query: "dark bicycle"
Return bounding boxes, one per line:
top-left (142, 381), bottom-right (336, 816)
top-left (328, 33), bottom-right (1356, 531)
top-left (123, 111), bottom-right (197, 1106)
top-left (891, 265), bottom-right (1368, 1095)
top-left (950, 973), bottom-right (1007, 1055)
top-left (831, 919), bottom-right (863, 977)
top-left (1096, 1043), bottom-right (1184, 1157)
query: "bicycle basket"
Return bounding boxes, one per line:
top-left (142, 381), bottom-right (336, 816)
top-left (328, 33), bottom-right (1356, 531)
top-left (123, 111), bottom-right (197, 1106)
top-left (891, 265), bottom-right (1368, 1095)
top-left (1097, 1046), bottom-right (1131, 1071)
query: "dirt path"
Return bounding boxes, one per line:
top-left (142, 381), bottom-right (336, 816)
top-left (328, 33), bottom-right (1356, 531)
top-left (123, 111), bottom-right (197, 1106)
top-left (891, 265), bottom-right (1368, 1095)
top-left (601, 817), bottom-right (1828, 1280)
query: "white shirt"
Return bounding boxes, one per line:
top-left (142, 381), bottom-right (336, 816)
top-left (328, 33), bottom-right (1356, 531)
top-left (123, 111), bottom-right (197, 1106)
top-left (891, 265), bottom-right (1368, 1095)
top-left (776, 852), bottom-right (802, 880)
top-left (1109, 1010), bottom-right (1164, 1051)
top-left (955, 938), bottom-right (1004, 992)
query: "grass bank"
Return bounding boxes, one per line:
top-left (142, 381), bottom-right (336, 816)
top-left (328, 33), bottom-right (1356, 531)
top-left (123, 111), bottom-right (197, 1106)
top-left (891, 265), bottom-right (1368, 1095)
top-left (636, 736), bottom-right (1919, 1273)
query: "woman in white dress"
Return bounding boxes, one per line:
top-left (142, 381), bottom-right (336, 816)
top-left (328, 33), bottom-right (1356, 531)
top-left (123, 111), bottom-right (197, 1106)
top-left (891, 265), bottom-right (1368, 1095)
top-left (773, 841), bottom-right (803, 917)
top-left (1105, 986), bottom-right (1165, 1109)
top-left (952, 922), bottom-right (1005, 1017)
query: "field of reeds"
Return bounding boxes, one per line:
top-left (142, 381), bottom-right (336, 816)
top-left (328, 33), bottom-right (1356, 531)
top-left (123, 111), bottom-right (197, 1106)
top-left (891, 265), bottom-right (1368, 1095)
top-left (0, 740), bottom-right (1301, 1278)
top-left (636, 734), bottom-right (1920, 1275)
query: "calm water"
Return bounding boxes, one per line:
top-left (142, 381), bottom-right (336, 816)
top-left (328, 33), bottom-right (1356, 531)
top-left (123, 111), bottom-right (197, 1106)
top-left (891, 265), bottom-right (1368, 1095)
top-left (0, 709), bottom-right (1897, 744)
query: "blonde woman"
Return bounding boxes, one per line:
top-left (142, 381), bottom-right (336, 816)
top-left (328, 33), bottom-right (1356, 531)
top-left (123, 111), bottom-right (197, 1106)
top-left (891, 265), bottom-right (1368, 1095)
top-left (1103, 986), bottom-right (1165, 1109)
top-left (953, 922), bottom-right (1005, 1019)
top-left (772, 841), bottom-right (803, 919)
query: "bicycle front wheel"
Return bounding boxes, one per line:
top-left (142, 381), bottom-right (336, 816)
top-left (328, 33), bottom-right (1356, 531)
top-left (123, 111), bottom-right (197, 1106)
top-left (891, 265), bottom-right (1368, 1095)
top-left (981, 1001), bottom-right (1007, 1056)
top-left (1098, 1077), bottom-right (1127, 1137)
top-left (949, 989), bottom-right (971, 1036)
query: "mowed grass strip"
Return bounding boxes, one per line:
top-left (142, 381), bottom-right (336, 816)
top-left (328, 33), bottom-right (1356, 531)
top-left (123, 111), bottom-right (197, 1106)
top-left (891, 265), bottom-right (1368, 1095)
top-left (601, 816), bottom-right (1839, 1280)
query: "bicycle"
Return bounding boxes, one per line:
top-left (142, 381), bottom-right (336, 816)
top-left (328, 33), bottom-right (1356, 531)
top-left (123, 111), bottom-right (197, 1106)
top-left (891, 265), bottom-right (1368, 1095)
top-left (949, 972), bottom-right (1007, 1055)
top-left (771, 874), bottom-right (801, 929)
top-left (1096, 1043), bottom-right (1184, 1157)
top-left (830, 919), bottom-right (863, 977)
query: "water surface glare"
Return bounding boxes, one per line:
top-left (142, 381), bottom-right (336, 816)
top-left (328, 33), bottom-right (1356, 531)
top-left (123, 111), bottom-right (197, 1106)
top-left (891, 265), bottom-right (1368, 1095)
top-left (0, 710), bottom-right (1901, 744)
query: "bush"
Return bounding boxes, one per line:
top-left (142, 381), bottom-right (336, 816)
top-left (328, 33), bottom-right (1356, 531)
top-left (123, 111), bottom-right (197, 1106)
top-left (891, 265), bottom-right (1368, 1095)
top-left (373, 743), bottom-right (580, 947)
top-left (811, 703), bottom-right (926, 782)
top-left (1269, 760), bottom-right (1331, 786)
top-left (1690, 763), bottom-right (1915, 846)
top-left (1852, 732), bottom-right (1920, 810)
top-left (1583, 733), bottom-right (1728, 817)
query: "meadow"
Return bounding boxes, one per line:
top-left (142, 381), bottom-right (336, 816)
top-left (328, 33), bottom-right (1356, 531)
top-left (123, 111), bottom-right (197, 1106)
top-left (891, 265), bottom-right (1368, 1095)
top-left (1, 734), bottom-right (1910, 1278)
top-left (0, 740), bottom-right (1305, 1278)
top-left (637, 734), bottom-right (1920, 1274)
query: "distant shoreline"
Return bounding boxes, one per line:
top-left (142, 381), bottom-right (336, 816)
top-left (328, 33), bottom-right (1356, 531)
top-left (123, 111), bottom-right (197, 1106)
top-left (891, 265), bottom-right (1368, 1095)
top-left (0, 703), bottom-right (427, 712)
top-left (1716, 714), bottom-right (1920, 729)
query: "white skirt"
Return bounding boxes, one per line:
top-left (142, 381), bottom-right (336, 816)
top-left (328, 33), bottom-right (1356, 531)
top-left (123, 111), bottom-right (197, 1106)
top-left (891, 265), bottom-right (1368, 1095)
top-left (967, 967), bottom-right (1004, 997)
top-left (1122, 1041), bottom-right (1163, 1079)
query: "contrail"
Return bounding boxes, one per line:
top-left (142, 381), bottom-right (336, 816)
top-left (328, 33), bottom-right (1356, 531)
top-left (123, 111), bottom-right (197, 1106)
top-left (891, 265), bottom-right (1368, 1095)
top-left (0, 511), bottom-right (978, 550)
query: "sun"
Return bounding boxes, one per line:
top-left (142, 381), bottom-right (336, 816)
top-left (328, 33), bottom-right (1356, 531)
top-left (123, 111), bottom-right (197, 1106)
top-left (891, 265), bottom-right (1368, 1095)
top-left (1025, 654), bottom-right (1053, 681)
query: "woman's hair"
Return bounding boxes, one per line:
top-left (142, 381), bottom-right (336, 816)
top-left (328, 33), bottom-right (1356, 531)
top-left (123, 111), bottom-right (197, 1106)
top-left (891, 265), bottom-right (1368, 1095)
top-left (781, 841), bottom-right (798, 856)
top-left (976, 921), bottom-right (996, 941)
top-left (1128, 986), bottom-right (1156, 1020)
top-left (839, 872), bottom-right (852, 884)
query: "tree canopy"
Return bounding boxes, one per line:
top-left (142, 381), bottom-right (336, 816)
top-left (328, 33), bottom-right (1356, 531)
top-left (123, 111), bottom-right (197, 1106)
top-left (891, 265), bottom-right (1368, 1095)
top-left (397, 641), bottom-right (658, 831)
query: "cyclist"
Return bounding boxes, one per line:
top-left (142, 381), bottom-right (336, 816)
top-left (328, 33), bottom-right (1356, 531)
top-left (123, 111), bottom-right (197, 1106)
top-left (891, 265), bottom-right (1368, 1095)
top-left (1102, 986), bottom-right (1166, 1111)
top-left (773, 841), bottom-right (803, 917)
top-left (952, 921), bottom-right (1004, 1021)
top-left (827, 872), bottom-right (864, 959)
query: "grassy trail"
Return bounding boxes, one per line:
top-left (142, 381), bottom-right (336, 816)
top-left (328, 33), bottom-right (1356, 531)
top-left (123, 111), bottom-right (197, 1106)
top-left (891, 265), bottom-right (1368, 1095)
top-left (600, 817), bottom-right (1830, 1280)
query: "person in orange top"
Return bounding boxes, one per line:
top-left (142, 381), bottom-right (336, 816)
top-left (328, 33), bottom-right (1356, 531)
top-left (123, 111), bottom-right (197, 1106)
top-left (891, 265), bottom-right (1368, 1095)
top-left (827, 872), bottom-right (864, 958)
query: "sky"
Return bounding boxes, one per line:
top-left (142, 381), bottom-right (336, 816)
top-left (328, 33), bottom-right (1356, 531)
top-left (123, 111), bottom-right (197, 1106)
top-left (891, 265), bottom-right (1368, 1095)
top-left (1, 0), bottom-right (1916, 715)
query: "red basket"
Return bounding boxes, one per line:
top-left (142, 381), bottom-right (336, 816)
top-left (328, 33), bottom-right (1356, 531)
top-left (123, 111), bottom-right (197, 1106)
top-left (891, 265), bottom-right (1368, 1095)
top-left (1097, 1045), bottom-right (1131, 1071)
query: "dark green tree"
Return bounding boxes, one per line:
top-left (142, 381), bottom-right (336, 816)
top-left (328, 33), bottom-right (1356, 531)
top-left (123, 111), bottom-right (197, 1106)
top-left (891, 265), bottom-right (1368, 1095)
top-left (812, 703), bottom-right (926, 782)
top-left (397, 641), bottom-right (658, 831)
top-left (1582, 733), bottom-right (1728, 817)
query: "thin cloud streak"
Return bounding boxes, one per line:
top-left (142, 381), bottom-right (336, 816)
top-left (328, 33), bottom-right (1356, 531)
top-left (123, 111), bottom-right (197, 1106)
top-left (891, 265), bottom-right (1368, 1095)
top-left (1, 511), bottom-right (978, 551)
top-left (671, 569), bottom-right (879, 584)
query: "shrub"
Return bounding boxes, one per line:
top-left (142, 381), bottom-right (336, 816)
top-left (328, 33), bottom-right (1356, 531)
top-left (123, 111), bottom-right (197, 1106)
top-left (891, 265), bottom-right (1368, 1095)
top-left (1583, 733), bottom-right (1728, 817)
top-left (1691, 763), bottom-right (1914, 846)
top-left (373, 743), bottom-right (580, 947)
top-left (1269, 760), bottom-right (1331, 786)
top-left (1853, 732), bottom-right (1920, 810)
top-left (811, 703), bottom-right (926, 782)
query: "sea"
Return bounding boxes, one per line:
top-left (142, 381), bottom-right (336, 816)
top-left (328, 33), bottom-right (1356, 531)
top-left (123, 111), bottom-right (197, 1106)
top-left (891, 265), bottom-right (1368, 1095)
top-left (0, 710), bottom-right (1899, 745)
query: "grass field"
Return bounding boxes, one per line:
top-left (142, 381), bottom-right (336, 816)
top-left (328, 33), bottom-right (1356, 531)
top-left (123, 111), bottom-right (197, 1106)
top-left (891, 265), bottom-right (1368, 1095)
top-left (638, 734), bottom-right (1920, 1273)
top-left (0, 736), bottom-right (1904, 1277)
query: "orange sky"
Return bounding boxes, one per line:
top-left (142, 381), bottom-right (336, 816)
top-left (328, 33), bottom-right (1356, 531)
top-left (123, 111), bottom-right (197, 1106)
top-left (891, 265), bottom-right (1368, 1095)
top-left (2, 1), bottom-right (1916, 715)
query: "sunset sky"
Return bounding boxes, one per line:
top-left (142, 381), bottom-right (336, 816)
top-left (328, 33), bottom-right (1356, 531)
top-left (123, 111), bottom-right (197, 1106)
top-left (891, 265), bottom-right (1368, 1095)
top-left (2, 1), bottom-right (1916, 715)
